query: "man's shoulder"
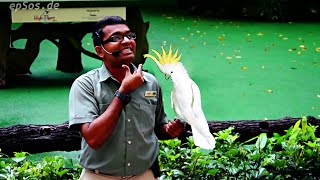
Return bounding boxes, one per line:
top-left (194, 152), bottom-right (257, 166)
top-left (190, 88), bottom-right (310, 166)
top-left (73, 68), bottom-right (100, 85)
top-left (78, 68), bottom-right (99, 79)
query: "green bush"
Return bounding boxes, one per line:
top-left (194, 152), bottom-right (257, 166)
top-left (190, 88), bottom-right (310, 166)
top-left (158, 116), bottom-right (320, 179)
top-left (1, 116), bottom-right (319, 179)
top-left (0, 151), bottom-right (81, 180)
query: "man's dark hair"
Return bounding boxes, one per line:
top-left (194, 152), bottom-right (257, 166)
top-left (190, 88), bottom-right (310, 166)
top-left (92, 16), bottom-right (129, 46)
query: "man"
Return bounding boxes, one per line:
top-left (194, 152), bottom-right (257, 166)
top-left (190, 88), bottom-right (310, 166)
top-left (69, 16), bottom-right (184, 180)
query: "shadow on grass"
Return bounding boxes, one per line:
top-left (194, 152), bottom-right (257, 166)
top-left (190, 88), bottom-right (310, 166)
top-left (5, 73), bottom-right (84, 89)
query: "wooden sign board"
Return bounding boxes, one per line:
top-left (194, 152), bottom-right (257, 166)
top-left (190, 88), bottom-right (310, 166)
top-left (11, 7), bottom-right (126, 23)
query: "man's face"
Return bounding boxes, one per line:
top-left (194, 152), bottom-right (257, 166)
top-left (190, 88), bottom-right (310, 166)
top-left (99, 24), bottom-right (137, 66)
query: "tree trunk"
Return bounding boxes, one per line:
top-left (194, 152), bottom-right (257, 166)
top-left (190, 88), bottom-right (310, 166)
top-left (182, 116), bottom-right (320, 142)
top-left (0, 116), bottom-right (319, 156)
top-left (0, 8), bottom-right (11, 87)
top-left (0, 123), bottom-right (81, 156)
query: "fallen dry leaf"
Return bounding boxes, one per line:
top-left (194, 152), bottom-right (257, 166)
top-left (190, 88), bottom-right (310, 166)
top-left (257, 32), bottom-right (263, 36)
top-left (218, 36), bottom-right (225, 41)
top-left (300, 45), bottom-right (307, 50)
top-left (264, 89), bottom-right (273, 93)
top-left (241, 66), bottom-right (248, 70)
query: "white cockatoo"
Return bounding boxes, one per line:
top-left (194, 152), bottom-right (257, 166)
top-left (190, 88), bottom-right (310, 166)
top-left (144, 46), bottom-right (216, 150)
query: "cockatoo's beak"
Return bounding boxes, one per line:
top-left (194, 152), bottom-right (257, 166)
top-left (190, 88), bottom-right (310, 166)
top-left (165, 74), bottom-right (171, 80)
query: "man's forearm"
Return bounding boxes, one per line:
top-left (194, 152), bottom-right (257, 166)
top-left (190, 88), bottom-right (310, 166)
top-left (80, 97), bottom-right (125, 149)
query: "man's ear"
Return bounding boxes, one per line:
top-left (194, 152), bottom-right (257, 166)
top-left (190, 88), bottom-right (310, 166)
top-left (95, 46), bottom-right (104, 58)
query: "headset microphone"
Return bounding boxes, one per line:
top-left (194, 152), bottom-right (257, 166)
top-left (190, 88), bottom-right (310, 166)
top-left (101, 45), bottom-right (121, 56)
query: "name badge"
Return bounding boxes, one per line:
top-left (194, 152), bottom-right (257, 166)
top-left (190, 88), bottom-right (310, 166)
top-left (144, 91), bottom-right (157, 97)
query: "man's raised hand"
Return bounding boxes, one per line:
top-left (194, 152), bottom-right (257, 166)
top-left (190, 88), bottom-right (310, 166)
top-left (119, 64), bottom-right (144, 93)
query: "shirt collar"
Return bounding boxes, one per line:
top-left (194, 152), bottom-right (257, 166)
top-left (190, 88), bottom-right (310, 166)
top-left (98, 64), bottom-right (112, 82)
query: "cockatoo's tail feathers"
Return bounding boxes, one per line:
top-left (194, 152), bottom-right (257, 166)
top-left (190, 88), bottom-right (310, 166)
top-left (143, 45), bottom-right (182, 65)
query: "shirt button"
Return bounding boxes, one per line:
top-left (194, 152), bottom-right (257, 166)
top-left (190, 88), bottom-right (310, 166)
top-left (127, 163), bottom-right (131, 166)
top-left (128, 141), bottom-right (131, 144)
top-left (128, 119), bottom-right (131, 122)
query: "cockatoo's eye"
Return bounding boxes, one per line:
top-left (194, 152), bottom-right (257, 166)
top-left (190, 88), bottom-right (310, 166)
top-left (170, 71), bottom-right (173, 74)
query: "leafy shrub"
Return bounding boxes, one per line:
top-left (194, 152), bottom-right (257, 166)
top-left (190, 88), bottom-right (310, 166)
top-left (158, 116), bottom-right (320, 179)
top-left (0, 151), bottom-right (81, 180)
top-left (1, 116), bottom-right (319, 179)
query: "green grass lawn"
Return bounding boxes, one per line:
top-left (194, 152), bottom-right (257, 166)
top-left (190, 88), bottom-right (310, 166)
top-left (143, 8), bottom-right (320, 121)
top-left (0, 7), bottom-right (319, 158)
top-left (1, 8), bottom-right (320, 127)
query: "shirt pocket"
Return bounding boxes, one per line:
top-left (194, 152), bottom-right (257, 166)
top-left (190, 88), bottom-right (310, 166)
top-left (137, 102), bottom-right (157, 134)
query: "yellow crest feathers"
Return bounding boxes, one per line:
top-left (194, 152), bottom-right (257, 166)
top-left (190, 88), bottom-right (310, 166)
top-left (143, 45), bottom-right (182, 65)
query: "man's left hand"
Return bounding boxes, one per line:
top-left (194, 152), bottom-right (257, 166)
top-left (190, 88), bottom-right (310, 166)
top-left (165, 119), bottom-right (184, 138)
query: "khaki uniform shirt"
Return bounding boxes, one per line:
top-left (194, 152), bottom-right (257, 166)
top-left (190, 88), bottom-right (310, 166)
top-left (69, 64), bottom-right (168, 176)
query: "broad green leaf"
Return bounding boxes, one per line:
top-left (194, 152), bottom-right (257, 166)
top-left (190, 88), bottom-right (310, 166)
top-left (12, 157), bottom-right (26, 163)
top-left (301, 116), bottom-right (307, 133)
top-left (293, 120), bottom-right (301, 131)
top-left (13, 152), bottom-right (28, 158)
top-left (55, 169), bottom-right (69, 177)
top-left (208, 169), bottom-right (219, 175)
top-left (255, 133), bottom-right (267, 150)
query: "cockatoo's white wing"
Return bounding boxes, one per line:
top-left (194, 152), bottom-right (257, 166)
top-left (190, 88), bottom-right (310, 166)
top-left (171, 90), bottom-right (183, 120)
top-left (171, 79), bottom-right (215, 150)
top-left (189, 82), bottom-right (216, 150)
